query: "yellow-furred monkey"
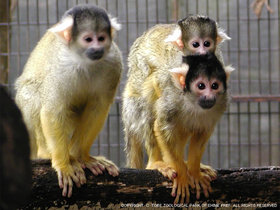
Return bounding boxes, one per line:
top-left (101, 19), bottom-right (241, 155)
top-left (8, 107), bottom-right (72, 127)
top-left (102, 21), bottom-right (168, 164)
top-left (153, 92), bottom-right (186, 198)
top-left (123, 52), bottom-right (233, 203)
top-left (15, 5), bottom-right (123, 197)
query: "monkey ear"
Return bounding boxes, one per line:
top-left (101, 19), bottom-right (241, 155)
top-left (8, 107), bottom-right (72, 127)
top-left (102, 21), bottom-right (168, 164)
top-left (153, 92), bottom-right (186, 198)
top-left (224, 65), bottom-right (235, 83)
top-left (217, 28), bottom-right (231, 44)
top-left (169, 64), bottom-right (189, 90)
top-left (109, 15), bottom-right (121, 37)
top-left (164, 27), bottom-right (184, 49)
top-left (48, 16), bottom-right (73, 43)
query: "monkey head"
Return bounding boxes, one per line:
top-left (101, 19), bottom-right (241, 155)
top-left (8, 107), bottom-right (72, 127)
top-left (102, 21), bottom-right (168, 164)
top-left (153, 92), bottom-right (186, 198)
top-left (179, 15), bottom-right (218, 55)
top-left (49, 5), bottom-right (121, 62)
top-left (170, 53), bottom-right (234, 110)
top-left (165, 15), bottom-right (230, 56)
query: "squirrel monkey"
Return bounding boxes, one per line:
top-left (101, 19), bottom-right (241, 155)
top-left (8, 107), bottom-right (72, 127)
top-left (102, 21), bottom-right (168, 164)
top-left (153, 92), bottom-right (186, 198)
top-left (123, 52), bottom-right (233, 203)
top-left (15, 5), bottom-right (123, 197)
top-left (123, 15), bottom-right (231, 203)
top-left (125, 15), bottom-right (230, 82)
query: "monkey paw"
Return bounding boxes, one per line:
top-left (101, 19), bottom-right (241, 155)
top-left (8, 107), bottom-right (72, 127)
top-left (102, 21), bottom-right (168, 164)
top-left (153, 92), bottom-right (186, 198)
top-left (187, 170), bottom-right (213, 200)
top-left (200, 163), bottom-right (217, 180)
top-left (171, 175), bottom-right (193, 204)
top-left (147, 161), bottom-right (177, 180)
top-left (82, 156), bottom-right (119, 177)
top-left (56, 161), bottom-right (85, 198)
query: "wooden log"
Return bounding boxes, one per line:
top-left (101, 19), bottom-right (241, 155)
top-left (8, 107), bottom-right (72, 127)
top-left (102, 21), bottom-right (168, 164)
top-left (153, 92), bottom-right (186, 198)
top-left (22, 160), bottom-right (280, 209)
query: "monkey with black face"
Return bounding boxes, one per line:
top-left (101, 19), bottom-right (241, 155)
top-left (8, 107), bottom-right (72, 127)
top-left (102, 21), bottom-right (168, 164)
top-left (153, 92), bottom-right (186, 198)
top-left (15, 5), bottom-right (123, 197)
top-left (123, 52), bottom-right (233, 203)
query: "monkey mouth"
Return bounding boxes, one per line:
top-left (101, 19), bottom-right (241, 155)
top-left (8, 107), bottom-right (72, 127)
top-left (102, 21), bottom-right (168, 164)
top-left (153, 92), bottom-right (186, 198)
top-left (199, 99), bottom-right (216, 109)
top-left (86, 49), bottom-right (104, 60)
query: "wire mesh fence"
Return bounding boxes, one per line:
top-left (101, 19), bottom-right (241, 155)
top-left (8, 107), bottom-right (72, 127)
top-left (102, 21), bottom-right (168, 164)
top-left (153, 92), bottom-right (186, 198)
top-left (0, 0), bottom-right (279, 168)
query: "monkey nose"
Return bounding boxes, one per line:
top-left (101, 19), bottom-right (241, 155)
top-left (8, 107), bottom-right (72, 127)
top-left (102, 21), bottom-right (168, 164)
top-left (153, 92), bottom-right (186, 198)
top-left (198, 47), bottom-right (207, 54)
top-left (199, 97), bottom-right (216, 109)
top-left (86, 48), bottom-right (104, 60)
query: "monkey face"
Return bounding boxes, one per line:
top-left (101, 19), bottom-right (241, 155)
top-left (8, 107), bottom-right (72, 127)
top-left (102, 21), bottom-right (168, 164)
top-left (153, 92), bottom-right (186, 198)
top-left (74, 29), bottom-right (112, 61)
top-left (56, 5), bottom-right (117, 62)
top-left (187, 36), bottom-right (215, 55)
top-left (168, 53), bottom-right (230, 110)
top-left (178, 15), bottom-right (218, 55)
top-left (184, 54), bottom-right (227, 110)
top-left (81, 31), bottom-right (109, 61)
top-left (190, 76), bottom-right (224, 109)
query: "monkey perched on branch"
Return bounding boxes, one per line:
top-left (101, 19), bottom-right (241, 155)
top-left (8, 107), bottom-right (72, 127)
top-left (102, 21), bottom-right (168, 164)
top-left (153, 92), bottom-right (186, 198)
top-left (15, 5), bottom-right (123, 197)
top-left (122, 15), bottom-right (233, 203)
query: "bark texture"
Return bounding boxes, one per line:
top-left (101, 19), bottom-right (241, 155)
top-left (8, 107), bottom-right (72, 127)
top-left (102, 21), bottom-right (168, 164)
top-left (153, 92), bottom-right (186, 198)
top-left (22, 160), bottom-right (280, 209)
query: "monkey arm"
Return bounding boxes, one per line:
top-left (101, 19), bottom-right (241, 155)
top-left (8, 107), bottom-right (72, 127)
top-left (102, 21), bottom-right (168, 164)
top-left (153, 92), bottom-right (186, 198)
top-left (70, 100), bottom-right (119, 177)
top-left (40, 106), bottom-right (71, 169)
top-left (187, 131), bottom-right (216, 199)
top-left (153, 119), bottom-right (193, 204)
top-left (40, 106), bottom-right (83, 197)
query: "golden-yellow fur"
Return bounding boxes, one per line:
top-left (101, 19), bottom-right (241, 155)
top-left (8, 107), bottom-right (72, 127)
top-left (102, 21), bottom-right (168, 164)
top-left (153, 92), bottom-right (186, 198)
top-left (15, 5), bottom-right (123, 197)
top-left (122, 19), bottom-right (232, 202)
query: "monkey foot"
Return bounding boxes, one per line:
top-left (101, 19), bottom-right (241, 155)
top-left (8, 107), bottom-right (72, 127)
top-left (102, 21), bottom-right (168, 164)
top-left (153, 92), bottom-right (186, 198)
top-left (146, 161), bottom-right (177, 180)
top-left (184, 161), bottom-right (217, 180)
top-left (187, 171), bottom-right (213, 200)
top-left (200, 163), bottom-right (217, 180)
top-left (56, 160), bottom-right (86, 198)
top-left (82, 156), bottom-right (119, 177)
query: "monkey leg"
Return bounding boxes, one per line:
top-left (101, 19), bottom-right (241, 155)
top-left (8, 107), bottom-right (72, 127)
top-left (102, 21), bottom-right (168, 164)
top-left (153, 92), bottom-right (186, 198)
top-left (145, 138), bottom-right (177, 180)
top-left (122, 92), bottom-right (154, 169)
top-left (71, 102), bottom-right (119, 177)
top-left (153, 120), bottom-right (193, 204)
top-left (40, 107), bottom-right (84, 198)
top-left (125, 133), bottom-right (144, 168)
top-left (187, 132), bottom-right (216, 200)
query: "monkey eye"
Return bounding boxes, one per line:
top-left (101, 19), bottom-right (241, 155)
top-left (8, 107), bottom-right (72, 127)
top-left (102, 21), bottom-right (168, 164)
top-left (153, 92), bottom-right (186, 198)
top-left (192, 42), bottom-right (200, 48)
top-left (98, 36), bottom-right (105, 42)
top-left (198, 83), bottom-right (206, 90)
top-left (211, 83), bottom-right (219, 90)
top-left (84, 37), bottom-right (93, 43)
top-left (204, 41), bottom-right (211, 47)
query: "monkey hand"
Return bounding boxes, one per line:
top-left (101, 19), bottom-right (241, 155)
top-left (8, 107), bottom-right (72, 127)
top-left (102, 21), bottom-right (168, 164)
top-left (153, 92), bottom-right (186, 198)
top-left (56, 160), bottom-right (86, 198)
top-left (147, 161), bottom-right (191, 203)
top-left (81, 156), bottom-right (119, 177)
top-left (187, 168), bottom-right (215, 200)
top-left (171, 165), bottom-right (195, 204)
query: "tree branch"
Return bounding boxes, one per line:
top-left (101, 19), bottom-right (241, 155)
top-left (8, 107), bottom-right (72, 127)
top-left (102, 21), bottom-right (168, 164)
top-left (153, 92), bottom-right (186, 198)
top-left (22, 160), bottom-right (280, 209)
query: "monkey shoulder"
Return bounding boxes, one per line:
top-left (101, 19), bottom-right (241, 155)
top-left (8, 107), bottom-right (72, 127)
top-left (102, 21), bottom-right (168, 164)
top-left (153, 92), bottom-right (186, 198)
top-left (14, 34), bottom-right (58, 102)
